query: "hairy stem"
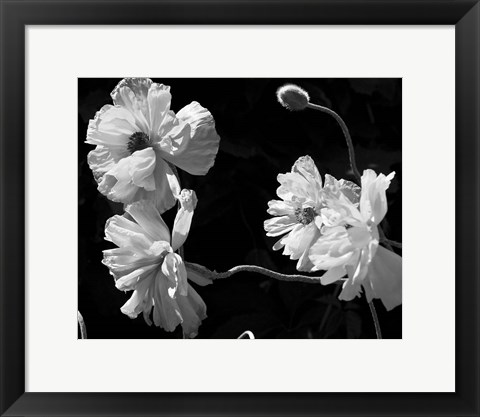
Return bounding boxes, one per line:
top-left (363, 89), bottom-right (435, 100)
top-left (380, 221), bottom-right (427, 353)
top-left (307, 102), bottom-right (362, 183)
top-left (185, 262), bottom-right (321, 284)
top-left (368, 300), bottom-right (382, 339)
top-left (306, 102), bottom-right (402, 255)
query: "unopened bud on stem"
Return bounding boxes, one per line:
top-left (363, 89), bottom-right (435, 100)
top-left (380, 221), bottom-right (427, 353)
top-left (276, 84), bottom-right (310, 111)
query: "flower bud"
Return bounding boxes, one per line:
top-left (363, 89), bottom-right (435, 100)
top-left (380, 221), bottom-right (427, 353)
top-left (276, 84), bottom-right (310, 111)
top-left (178, 189), bottom-right (198, 212)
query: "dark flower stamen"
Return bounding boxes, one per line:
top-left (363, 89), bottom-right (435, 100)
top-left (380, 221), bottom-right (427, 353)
top-left (294, 207), bottom-right (316, 225)
top-left (127, 132), bottom-right (151, 154)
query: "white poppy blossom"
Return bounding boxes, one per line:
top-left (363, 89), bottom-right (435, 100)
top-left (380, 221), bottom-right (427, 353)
top-left (102, 194), bottom-right (208, 337)
top-left (309, 169), bottom-right (402, 311)
top-left (264, 155), bottom-right (360, 271)
top-left (86, 78), bottom-right (220, 213)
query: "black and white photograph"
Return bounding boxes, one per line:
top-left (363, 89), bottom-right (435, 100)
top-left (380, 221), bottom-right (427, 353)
top-left (78, 78), bottom-right (402, 339)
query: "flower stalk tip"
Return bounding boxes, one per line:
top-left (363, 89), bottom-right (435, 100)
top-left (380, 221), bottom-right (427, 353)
top-left (276, 84), bottom-right (310, 111)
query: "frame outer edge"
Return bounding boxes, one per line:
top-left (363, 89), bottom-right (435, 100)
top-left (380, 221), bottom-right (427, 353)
top-left (0, 0), bottom-right (479, 416)
top-left (0, 0), bottom-right (27, 416)
top-left (456, 2), bottom-right (480, 416)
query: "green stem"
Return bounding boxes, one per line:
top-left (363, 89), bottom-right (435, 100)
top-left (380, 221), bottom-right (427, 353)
top-left (306, 102), bottom-right (362, 183)
top-left (368, 300), bottom-right (382, 339)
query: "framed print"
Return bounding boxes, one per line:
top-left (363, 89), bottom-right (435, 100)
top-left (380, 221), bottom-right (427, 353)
top-left (1, 1), bottom-right (479, 416)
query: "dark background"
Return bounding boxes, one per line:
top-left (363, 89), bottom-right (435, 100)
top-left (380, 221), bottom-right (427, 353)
top-left (78, 78), bottom-right (402, 339)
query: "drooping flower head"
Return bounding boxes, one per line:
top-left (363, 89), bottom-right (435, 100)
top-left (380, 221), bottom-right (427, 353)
top-left (86, 78), bottom-right (220, 213)
top-left (309, 169), bottom-right (402, 311)
top-left (102, 193), bottom-right (208, 337)
top-left (264, 156), bottom-right (360, 271)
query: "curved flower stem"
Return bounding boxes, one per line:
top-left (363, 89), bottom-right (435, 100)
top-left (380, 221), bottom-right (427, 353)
top-left (186, 262), bottom-right (321, 284)
top-left (77, 311), bottom-right (87, 339)
top-left (306, 101), bottom-right (401, 254)
top-left (306, 102), bottom-right (362, 183)
top-left (368, 301), bottom-right (382, 339)
top-left (212, 265), bottom-right (320, 284)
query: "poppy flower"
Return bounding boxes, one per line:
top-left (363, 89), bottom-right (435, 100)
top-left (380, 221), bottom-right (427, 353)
top-left (309, 169), bottom-right (402, 311)
top-left (102, 194), bottom-right (208, 337)
top-left (264, 155), bottom-right (360, 271)
top-left (87, 78), bottom-right (220, 213)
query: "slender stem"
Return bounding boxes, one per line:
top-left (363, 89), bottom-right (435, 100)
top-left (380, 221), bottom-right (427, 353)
top-left (306, 102), bottom-right (362, 183)
top-left (368, 301), bottom-right (382, 339)
top-left (318, 283), bottom-right (342, 337)
top-left (77, 311), bottom-right (87, 339)
top-left (306, 102), bottom-right (401, 252)
top-left (185, 262), bottom-right (321, 284)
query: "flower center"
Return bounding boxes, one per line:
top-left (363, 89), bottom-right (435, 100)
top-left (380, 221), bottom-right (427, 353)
top-left (127, 132), bottom-right (151, 154)
top-left (294, 207), bottom-right (316, 225)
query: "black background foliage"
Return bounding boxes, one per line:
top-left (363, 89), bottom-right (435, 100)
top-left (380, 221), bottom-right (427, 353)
top-left (78, 78), bottom-right (402, 339)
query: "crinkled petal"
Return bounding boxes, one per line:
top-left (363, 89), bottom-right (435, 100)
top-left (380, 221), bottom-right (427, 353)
top-left (365, 246), bottom-right (402, 311)
top-left (280, 222), bottom-right (320, 271)
top-left (291, 155), bottom-right (323, 201)
top-left (104, 214), bottom-right (154, 251)
top-left (128, 148), bottom-right (156, 191)
top-left (147, 83), bottom-right (172, 135)
top-left (338, 236), bottom-right (378, 302)
top-left (111, 78), bottom-right (152, 132)
top-left (324, 174), bottom-right (361, 205)
top-left (161, 253), bottom-right (188, 298)
top-left (338, 255), bottom-right (364, 302)
top-left (120, 275), bottom-right (154, 319)
top-left (102, 246), bottom-right (164, 280)
top-left (86, 105), bottom-right (139, 148)
top-left (115, 264), bottom-right (158, 291)
top-left (320, 266), bottom-right (347, 285)
top-left (266, 199), bottom-right (295, 216)
top-left (164, 102), bottom-right (220, 175)
top-left (172, 189), bottom-right (198, 251)
top-left (152, 271), bottom-right (183, 331)
top-left (360, 169), bottom-right (395, 225)
top-left (264, 215), bottom-right (297, 237)
top-left (125, 200), bottom-right (170, 243)
top-left (87, 145), bottom-right (129, 194)
top-left (276, 172), bottom-right (313, 203)
top-left (101, 150), bottom-right (157, 204)
top-left (177, 284), bottom-right (207, 338)
top-left (309, 226), bottom-right (357, 271)
top-left (135, 157), bottom-right (177, 214)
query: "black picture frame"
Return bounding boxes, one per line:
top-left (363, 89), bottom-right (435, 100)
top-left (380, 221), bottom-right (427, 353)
top-left (1, 1), bottom-right (478, 416)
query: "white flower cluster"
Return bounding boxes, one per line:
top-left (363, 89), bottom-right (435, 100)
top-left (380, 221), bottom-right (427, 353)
top-left (264, 156), bottom-right (402, 311)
